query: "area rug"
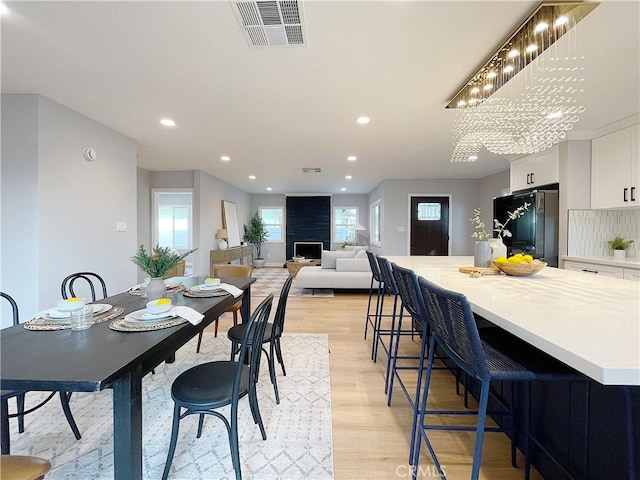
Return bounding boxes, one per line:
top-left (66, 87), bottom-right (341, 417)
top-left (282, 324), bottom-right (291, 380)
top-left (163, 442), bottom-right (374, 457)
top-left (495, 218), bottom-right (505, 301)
top-left (252, 267), bottom-right (333, 298)
top-left (8, 334), bottom-right (333, 480)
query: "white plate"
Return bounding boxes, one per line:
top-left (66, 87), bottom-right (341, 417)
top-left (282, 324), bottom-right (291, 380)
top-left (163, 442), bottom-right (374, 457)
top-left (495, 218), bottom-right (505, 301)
top-left (192, 284), bottom-right (221, 292)
top-left (164, 281), bottom-right (180, 289)
top-left (46, 304), bottom-right (111, 319)
top-left (129, 308), bottom-right (178, 321)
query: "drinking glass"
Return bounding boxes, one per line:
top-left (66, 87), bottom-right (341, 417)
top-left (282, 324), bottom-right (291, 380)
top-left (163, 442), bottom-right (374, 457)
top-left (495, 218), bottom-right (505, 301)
top-left (70, 305), bottom-right (93, 331)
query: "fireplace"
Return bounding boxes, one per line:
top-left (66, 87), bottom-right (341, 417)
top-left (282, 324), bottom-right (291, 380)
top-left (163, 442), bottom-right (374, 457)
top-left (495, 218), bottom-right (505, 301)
top-left (293, 242), bottom-right (323, 262)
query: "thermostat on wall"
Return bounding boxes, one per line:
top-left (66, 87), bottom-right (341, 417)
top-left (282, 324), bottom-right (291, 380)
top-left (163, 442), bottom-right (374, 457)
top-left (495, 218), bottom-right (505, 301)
top-left (83, 147), bottom-right (98, 162)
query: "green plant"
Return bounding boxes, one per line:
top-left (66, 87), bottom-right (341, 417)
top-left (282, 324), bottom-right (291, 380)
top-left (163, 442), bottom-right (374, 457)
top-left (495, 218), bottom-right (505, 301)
top-left (469, 207), bottom-right (491, 240)
top-left (493, 201), bottom-right (531, 239)
top-left (243, 212), bottom-right (269, 258)
top-left (608, 236), bottom-right (634, 250)
top-left (130, 244), bottom-right (197, 277)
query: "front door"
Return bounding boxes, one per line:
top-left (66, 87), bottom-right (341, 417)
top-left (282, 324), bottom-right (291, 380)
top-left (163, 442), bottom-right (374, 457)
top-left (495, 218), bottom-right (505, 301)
top-left (410, 196), bottom-right (449, 256)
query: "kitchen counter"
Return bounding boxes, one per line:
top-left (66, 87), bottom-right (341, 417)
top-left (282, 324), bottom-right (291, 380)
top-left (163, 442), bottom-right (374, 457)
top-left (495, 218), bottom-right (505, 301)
top-left (561, 255), bottom-right (640, 269)
top-left (384, 256), bottom-right (640, 385)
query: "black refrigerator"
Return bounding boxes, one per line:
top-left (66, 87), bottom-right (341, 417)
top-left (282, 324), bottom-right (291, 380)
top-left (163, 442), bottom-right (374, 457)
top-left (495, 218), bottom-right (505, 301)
top-left (493, 186), bottom-right (559, 267)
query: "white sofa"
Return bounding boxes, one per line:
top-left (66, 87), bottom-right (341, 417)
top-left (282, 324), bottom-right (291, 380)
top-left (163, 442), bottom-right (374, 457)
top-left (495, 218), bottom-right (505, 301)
top-left (294, 248), bottom-right (377, 290)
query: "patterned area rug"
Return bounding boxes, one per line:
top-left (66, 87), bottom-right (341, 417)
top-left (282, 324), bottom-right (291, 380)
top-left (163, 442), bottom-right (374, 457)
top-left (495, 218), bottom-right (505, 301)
top-left (8, 334), bottom-right (333, 480)
top-left (252, 267), bottom-right (334, 298)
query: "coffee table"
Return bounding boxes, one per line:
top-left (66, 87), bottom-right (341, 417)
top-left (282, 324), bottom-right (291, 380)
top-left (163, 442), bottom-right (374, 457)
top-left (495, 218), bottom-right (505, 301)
top-left (286, 260), bottom-right (317, 277)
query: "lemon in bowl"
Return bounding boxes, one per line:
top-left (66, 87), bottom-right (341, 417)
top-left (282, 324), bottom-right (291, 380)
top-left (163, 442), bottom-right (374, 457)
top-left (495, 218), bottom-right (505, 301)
top-left (495, 259), bottom-right (547, 276)
top-left (146, 298), bottom-right (172, 315)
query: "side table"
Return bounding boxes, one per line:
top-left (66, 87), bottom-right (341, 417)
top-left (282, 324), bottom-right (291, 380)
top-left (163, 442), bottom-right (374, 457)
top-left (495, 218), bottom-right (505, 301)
top-left (286, 260), bottom-right (317, 277)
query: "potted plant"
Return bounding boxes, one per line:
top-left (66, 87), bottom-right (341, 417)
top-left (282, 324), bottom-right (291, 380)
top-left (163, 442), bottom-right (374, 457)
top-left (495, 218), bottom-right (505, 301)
top-left (244, 212), bottom-right (269, 268)
top-left (130, 244), bottom-right (197, 299)
top-left (608, 236), bottom-right (634, 259)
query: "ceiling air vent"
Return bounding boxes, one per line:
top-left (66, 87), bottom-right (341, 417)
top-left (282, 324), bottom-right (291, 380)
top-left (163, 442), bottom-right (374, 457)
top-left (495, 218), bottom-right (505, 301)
top-left (301, 167), bottom-right (321, 173)
top-left (232, 0), bottom-right (306, 47)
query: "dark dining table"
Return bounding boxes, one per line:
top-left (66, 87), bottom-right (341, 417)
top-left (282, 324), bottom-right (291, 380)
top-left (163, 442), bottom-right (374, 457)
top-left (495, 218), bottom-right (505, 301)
top-left (0, 275), bottom-right (255, 480)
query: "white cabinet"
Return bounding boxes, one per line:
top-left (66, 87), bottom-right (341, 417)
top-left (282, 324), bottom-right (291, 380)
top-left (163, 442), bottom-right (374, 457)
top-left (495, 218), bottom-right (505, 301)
top-left (563, 260), bottom-right (624, 279)
top-left (510, 145), bottom-right (559, 192)
top-left (591, 124), bottom-right (640, 209)
top-left (624, 269), bottom-right (640, 282)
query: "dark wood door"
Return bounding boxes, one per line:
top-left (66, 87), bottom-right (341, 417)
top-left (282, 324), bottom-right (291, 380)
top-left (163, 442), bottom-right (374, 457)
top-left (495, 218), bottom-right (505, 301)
top-left (410, 196), bottom-right (449, 256)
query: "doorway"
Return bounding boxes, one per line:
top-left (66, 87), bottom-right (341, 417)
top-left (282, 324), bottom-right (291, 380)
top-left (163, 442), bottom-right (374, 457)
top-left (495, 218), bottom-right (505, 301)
top-left (409, 196), bottom-right (450, 256)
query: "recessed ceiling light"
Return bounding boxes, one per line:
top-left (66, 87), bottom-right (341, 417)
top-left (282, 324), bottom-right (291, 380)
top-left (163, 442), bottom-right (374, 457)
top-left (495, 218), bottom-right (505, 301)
top-left (160, 118), bottom-right (176, 127)
top-left (347, 156), bottom-right (357, 161)
top-left (345, 175), bottom-right (352, 180)
top-left (356, 116), bottom-right (370, 124)
top-left (468, 155), bottom-right (478, 161)
top-left (0, 3), bottom-right (9, 15)
top-left (266, 187), bottom-right (272, 191)
top-left (554, 16), bottom-right (569, 27)
top-left (220, 155), bottom-right (231, 162)
top-left (340, 187), bottom-right (346, 191)
top-left (248, 175), bottom-right (256, 180)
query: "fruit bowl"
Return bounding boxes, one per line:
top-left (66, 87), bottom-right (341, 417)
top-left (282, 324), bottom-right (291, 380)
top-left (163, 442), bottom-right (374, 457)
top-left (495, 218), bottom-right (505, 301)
top-left (495, 260), bottom-right (547, 277)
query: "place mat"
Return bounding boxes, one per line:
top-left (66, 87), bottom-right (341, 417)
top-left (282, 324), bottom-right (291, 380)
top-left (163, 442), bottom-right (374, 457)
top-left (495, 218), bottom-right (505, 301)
top-left (128, 283), bottom-right (186, 296)
top-left (24, 306), bottom-right (126, 331)
top-left (183, 288), bottom-right (230, 298)
top-left (109, 316), bottom-right (187, 332)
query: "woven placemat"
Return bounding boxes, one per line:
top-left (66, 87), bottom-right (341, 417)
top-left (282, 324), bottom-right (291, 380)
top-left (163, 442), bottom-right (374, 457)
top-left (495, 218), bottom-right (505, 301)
top-left (183, 288), bottom-right (230, 298)
top-left (128, 284), bottom-right (186, 296)
top-left (109, 316), bottom-right (187, 332)
top-left (24, 306), bottom-right (126, 331)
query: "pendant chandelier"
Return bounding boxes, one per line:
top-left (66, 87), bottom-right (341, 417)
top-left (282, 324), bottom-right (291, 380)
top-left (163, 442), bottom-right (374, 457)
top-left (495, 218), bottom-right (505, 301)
top-left (448, 1), bottom-right (598, 162)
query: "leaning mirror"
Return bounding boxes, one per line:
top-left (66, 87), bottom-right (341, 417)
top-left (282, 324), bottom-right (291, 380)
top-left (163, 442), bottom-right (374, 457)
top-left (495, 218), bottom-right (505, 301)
top-left (222, 200), bottom-right (241, 248)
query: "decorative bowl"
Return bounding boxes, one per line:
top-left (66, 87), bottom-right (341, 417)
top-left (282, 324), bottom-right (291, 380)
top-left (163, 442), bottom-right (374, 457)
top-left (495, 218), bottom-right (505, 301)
top-left (146, 298), bottom-right (172, 314)
top-left (57, 297), bottom-right (86, 311)
top-left (495, 260), bottom-right (548, 277)
top-left (204, 277), bottom-right (220, 287)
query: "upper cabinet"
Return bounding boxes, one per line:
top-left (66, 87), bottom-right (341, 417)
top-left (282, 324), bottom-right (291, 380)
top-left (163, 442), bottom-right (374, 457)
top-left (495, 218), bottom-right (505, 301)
top-left (510, 144), bottom-right (559, 192)
top-left (591, 124), bottom-right (640, 209)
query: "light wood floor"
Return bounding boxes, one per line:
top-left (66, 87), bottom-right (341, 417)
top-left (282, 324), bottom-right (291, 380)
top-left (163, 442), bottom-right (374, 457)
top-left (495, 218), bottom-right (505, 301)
top-left (218, 289), bottom-right (544, 480)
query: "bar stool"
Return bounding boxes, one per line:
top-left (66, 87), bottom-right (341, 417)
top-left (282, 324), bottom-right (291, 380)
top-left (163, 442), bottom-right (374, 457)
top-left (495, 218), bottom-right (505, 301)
top-left (413, 276), bottom-right (585, 480)
top-left (364, 251), bottom-right (384, 351)
top-left (0, 455), bottom-right (51, 480)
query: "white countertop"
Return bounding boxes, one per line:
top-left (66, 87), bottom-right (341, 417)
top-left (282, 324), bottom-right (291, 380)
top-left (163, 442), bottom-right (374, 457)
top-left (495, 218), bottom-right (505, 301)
top-left (384, 256), bottom-right (640, 386)
top-left (561, 255), bottom-right (640, 269)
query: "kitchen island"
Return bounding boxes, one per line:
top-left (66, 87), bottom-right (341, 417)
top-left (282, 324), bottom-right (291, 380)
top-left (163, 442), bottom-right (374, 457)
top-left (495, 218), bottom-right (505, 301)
top-left (384, 256), bottom-right (639, 479)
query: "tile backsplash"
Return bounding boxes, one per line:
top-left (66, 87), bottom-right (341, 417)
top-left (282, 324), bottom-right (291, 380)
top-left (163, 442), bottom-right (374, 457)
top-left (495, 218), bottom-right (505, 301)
top-left (568, 209), bottom-right (639, 257)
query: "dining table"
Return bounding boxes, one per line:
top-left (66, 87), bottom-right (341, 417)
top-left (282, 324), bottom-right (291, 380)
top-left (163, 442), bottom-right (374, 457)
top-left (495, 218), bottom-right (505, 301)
top-left (0, 275), bottom-right (255, 480)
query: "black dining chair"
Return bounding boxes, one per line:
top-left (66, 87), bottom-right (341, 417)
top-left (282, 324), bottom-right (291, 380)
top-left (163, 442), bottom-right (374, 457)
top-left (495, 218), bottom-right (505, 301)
top-left (412, 276), bottom-right (584, 480)
top-left (0, 292), bottom-right (81, 454)
top-left (60, 272), bottom-right (108, 301)
top-left (228, 274), bottom-right (294, 404)
top-left (161, 294), bottom-right (274, 480)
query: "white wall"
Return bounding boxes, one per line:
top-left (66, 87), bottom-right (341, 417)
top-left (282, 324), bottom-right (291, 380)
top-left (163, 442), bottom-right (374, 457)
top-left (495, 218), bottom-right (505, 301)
top-left (250, 194), bottom-right (286, 265)
top-left (1, 95), bottom-right (138, 325)
top-left (478, 169), bottom-right (511, 236)
top-left (1, 95), bottom-right (40, 325)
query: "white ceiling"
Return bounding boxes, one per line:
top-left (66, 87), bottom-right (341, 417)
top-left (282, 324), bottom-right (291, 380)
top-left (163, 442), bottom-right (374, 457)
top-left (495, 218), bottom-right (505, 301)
top-left (2, 1), bottom-right (638, 194)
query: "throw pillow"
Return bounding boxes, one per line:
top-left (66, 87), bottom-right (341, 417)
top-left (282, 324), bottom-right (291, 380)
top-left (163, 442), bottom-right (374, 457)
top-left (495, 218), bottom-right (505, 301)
top-left (355, 249), bottom-right (368, 258)
top-left (321, 250), bottom-right (356, 269)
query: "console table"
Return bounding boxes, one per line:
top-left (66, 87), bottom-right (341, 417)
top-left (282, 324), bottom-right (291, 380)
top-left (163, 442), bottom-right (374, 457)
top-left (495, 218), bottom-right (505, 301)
top-left (209, 245), bottom-right (253, 272)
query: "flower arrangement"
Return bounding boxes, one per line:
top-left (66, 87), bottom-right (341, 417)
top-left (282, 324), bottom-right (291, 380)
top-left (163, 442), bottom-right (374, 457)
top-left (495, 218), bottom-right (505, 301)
top-left (469, 202), bottom-right (531, 240)
top-left (469, 207), bottom-right (492, 240)
top-left (130, 244), bottom-right (197, 278)
top-left (607, 236), bottom-right (634, 251)
top-left (493, 202), bottom-right (531, 239)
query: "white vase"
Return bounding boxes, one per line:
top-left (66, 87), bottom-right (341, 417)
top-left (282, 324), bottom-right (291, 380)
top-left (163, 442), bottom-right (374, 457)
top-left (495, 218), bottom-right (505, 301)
top-left (613, 249), bottom-right (626, 260)
top-left (474, 241), bottom-right (492, 268)
top-left (146, 277), bottom-right (167, 301)
top-left (218, 239), bottom-right (228, 250)
top-left (488, 238), bottom-right (507, 261)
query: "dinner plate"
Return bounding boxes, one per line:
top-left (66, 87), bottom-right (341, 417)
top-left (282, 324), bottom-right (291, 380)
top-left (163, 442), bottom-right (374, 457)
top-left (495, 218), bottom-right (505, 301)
top-left (129, 309), bottom-right (178, 321)
top-left (164, 280), bottom-right (180, 289)
top-left (192, 284), bottom-right (221, 291)
top-left (46, 304), bottom-right (111, 319)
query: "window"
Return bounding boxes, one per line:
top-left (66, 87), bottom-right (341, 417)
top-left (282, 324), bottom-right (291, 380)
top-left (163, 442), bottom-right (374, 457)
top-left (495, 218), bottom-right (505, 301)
top-left (259, 206), bottom-right (284, 242)
top-left (417, 202), bottom-right (441, 221)
top-left (333, 207), bottom-right (358, 243)
top-left (153, 190), bottom-right (193, 252)
top-left (371, 200), bottom-right (381, 245)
